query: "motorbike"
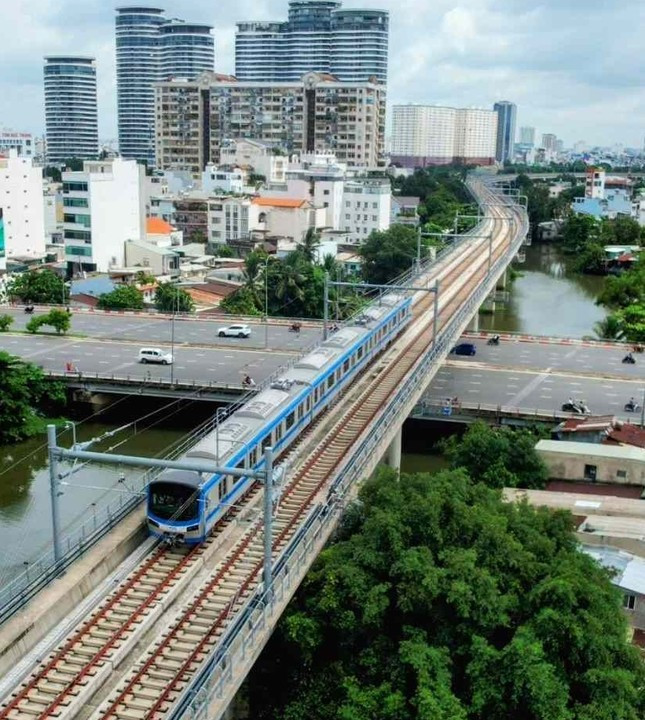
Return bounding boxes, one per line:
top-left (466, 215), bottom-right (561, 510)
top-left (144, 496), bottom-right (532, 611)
top-left (624, 401), bottom-right (641, 413)
top-left (622, 354), bottom-right (636, 364)
top-left (562, 400), bottom-right (590, 414)
top-left (24, 305), bottom-right (34, 314)
top-left (487, 335), bottom-right (500, 346)
top-left (289, 322), bottom-right (301, 334)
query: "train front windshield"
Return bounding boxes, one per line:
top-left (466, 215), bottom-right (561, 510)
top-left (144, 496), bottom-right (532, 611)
top-left (149, 482), bottom-right (199, 522)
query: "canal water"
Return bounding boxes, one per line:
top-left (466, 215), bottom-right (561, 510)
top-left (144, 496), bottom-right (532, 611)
top-left (0, 409), bottom-right (195, 587)
top-left (480, 242), bottom-right (607, 339)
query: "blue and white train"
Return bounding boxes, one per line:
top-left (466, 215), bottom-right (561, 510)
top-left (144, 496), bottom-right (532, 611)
top-left (147, 292), bottom-right (413, 544)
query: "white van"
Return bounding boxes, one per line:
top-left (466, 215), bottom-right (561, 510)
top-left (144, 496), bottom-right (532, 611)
top-left (139, 348), bottom-right (173, 365)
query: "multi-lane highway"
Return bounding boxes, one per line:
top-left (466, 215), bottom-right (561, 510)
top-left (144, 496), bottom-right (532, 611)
top-left (1, 308), bottom-right (321, 350)
top-left (424, 336), bottom-right (644, 419)
top-left (0, 309), bottom-right (322, 386)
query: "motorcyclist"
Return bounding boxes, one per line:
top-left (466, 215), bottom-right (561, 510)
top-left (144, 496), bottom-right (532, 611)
top-left (626, 397), bottom-right (636, 411)
top-left (623, 352), bottom-right (635, 364)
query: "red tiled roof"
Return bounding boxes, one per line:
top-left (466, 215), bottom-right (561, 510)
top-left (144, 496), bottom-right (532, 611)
top-left (605, 424), bottom-right (645, 449)
top-left (146, 217), bottom-right (175, 235)
top-left (252, 197), bottom-right (307, 209)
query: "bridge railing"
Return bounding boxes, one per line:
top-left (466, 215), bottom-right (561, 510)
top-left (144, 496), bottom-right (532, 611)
top-left (170, 189), bottom-right (529, 720)
top-left (413, 399), bottom-right (574, 422)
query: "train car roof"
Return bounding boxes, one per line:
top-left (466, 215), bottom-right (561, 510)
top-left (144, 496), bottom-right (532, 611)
top-left (150, 469), bottom-right (203, 488)
top-left (380, 292), bottom-right (406, 306)
top-left (187, 418), bottom-right (257, 463)
top-left (237, 387), bottom-right (292, 420)
top-left (295, 346), bottom-right (341, 371)
top-left (324, 327), bottom-right (367, 349)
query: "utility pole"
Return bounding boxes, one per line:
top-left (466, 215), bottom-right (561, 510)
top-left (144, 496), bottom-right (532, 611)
top-left (323, 272), bottom-right (329, 340)
top-left (641, 387), bottom-right (645, 430)
top-left (433, 279), bottom-right (440, 347)
top-left (170, 290), bottom-right (176, 384)
top-left (263, 446), bottom-right (274, 597)
top-left (47, 425), bottom-right (63, 567)
top-left (264, 256), bottom-right (269, 350)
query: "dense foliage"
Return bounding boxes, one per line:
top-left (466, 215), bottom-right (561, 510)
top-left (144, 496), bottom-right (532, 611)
top-left (594, 255), bottom-right (645, 342)
top-left (442, 422), bottom-right (549, 489)
top-left (26, 309), bottom-right (71, 335)
top-left (249, 465), bottom-right (645, 720)
top-left (220, 244), bottom-right (363, 320)
top-left (96, 285), bottom-right (144, 310)
top-left (358, 225), bottom-right (430, 284)
top-left (154, 283), bottom-right (195, 313)
top-left (8, 269), bottom-right (68, 305)
top-left (0, 352), bottom-right (66, 443)
top-left (0, 314), bottom-right (13, 332)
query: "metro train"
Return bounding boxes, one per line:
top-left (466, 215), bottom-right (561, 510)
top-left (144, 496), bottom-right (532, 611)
top-left (147, 291), bottom-right (413, 544)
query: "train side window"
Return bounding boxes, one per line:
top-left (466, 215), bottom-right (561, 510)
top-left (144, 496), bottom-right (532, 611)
top-left (306, 396), bottom-right (311, 411)
top-left (357, 346), bottom-right (363, 360)
top-left (275, 424), bottom-right (283, 443)
top-left (218, 478), bottom-right (226, 500)
top-left (343, 359), bottom-right (350, 373)
top-left (327, 375), bottom-right (334, 390)
top-left (262, 435), bottom-right (271, 451)
top-left (286, 411), bottom-right (295, 430)
top-left (297, 404), bottom-right (304, 420)
top-left (250, 448), bottom-right (258, 466)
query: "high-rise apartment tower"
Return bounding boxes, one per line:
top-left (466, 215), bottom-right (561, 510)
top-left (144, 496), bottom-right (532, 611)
top-left (235, 1), bottom-right (388, 84)
top-left (115, 7), bottom-right (214, 165)
top-left (519, 126), bottom-right (535, 146)
top-left (493, 100), bottom-right (516, 163)
top-left (44, 56), bottom-right (99, 164)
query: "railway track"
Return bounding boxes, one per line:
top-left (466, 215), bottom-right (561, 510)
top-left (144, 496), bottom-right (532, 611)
top-left (0, 193), bottom-right (521, 720)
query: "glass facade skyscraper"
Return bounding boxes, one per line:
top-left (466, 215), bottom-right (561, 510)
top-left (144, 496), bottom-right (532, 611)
top-left (235, 1), bottom-right (388, 84)
top-left (44, 56), bottom-right (99, 164)
top-left (493, 100), bottom-right (517, 164)
top-left (115, 7), bottom-right (214, 165)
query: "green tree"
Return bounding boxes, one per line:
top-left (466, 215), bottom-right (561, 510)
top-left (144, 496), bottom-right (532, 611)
top-left (25, 309), bottom-right (72, 335)
top-left (297, 228), bottom-right (321, 264)
top-left (593, 315), bottom-right (624, 341)
top-left (561, 214), bottom-right (599, 254)
top-left (218, 287), bottom-right (261, 315)
top-left (614, 304), bottom-right (645, 343)
top-left (8, 269), bottom-right (68, 305)
top-left (574, 243), bottom-right (606, 274)
top-left (248, 468), bottom-right (645, 720)
top-left (0, 314), bottom-right (13, 332)
top-left (0, 352), bottom-right (66, 443)
top-left (211, 244), bottom-right (235, 258)
top-left (359, 225), bottom-right (425, 284)
top-left (134, 270), bottom-right (156, 285)
top-left (442, 422), bottom-right (548, 489)
top-left (274, 254), bottom-right (307, 311)
top-left (96, 285), bottom-right (144, 310)
top-left (154, 283), bottom-right (195, 313)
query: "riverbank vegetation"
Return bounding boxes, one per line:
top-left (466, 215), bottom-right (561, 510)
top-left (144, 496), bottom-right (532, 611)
top-left (246, 424), bottom-right (643, 719)
top-left (248, 482), bottom-right (642, 718)
top-left (8, 268), bottom-right (68, 305)
top-left (0, 352), bottom-right (66, 443)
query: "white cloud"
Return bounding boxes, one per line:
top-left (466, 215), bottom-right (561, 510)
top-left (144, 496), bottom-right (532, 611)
top-left (0, 0), bottom-right (642, 146)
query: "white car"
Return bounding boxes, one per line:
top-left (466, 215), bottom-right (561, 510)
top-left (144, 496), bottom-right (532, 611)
top-left (218, 323), bottom-right (252, 338)
top-left (138, 348), bottom-right (173, 365)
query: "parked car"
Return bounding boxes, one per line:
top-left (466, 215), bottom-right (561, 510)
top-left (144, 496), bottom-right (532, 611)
top-left (451, 343), bottom-right (477, 356)
top-left (139, 348), bottom-right (173, 365)
top-left (218, 324), bottom-right (252, 338)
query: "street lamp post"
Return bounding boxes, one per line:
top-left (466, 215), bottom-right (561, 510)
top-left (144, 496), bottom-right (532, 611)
top-left (264, 256), bottom-right (269, 350)
top-left (170, 290), bottom-right (176, 384)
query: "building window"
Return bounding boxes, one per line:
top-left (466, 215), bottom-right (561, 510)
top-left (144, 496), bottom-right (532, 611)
top-left (616, 470), bottom-right (627, 480)
top-left (62, 181), bottom-right (88, 193)
top-left (323, 189), bottom-right (330, 196)
top-left (584, 464), bottom-right (597, 481)
top-left (623, 594), bottom-right (636, 610)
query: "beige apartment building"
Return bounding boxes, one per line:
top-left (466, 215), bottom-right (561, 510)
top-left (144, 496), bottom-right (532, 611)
top-left (154, 71), bottom-right (386, 173)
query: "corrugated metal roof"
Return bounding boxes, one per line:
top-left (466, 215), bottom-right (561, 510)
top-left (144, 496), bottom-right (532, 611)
top-left (537, 439), bottom-right (645, 462)
top-left (583, 545), bottom-right (645, 595)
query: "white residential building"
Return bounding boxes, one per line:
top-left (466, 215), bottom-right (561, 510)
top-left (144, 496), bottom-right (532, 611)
top-left (208, 195), bottom-right (260, 245)
top-left (0, 150), bottom-right (47, 263)
top-left (253, 197), bottom-right (325, 242)
top-left (391, 104), bottom-right (497, 167)
top-left (0, 131), bottom-right (34, 158)
top-left (341, 178), bottom-right (391, 244)
top-left (62, 158), bottom-right (145, 273)
top-left (202, 165), bottom-right (245, 195)
top-left (219, 139), bottom-right (289, 184)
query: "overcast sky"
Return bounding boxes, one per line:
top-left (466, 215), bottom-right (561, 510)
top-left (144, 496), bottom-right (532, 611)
top-left (1, 0), bottom-right (644, 147)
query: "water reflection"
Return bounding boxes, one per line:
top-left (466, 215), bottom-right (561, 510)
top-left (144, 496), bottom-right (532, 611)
top-left (480, 242), bottom-right (607, 338)
top-left (0, 422), bottom-right (186, 584)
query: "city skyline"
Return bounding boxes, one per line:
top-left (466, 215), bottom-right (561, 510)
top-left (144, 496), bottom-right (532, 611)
top-left (2, 0), bottom-right (644, 147)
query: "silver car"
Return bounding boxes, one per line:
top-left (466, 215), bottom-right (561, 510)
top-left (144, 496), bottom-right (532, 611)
top-left (218, 323), bottom-right (252, 338)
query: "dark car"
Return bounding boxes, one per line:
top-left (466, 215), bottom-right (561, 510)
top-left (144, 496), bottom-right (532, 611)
top-left (451, 343), bottom-right (476, 356)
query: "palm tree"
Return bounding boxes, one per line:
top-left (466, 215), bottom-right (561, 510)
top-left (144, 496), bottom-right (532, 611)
top-left (275, 261), bottom-right (306, 308)
top-left (593, 315), bottom-right (623, 341)
top-left (297, 228), bottom-right (321, 264)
